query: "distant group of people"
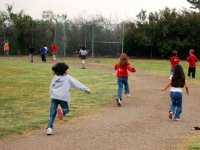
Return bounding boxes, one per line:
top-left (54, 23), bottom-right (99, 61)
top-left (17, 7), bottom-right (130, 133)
top-left (169, 49), bottom-right (198, 79)
top-left (27, 43), bottom-right (57, 63)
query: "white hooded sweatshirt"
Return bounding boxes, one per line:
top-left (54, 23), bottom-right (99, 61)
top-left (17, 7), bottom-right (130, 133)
top-left (50, 74), bottom-right (90, 102)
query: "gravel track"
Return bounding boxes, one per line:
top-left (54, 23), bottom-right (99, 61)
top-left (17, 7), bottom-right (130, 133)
top-left (0, 58), bottom-right (199, 150)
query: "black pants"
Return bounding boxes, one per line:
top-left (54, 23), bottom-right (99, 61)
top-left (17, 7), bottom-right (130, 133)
top-left (188, 67), bottom-right (196, 78)
top-left (41, 54), bottom-right (46, 62)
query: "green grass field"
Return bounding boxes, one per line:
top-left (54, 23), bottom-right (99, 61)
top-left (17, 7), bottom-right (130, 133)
top-left (0, 60), bottom-right (116, 138)
top-left (0, 57), bottom-right (200, 150)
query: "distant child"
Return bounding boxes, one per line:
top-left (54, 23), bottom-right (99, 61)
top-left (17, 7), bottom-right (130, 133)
top-left (40, 44), bottom-right (47, 62)
top-left (79, 46), bottom-right (88, 69)
top-left (187, 49), bottom-right (198, 79)
top-left (51, 43), bottom-right (57, 61)
top-left (170, 50), bottom-right (180, 79)
top-left (114, 53), bottom-right (136, 106)
top-left (3, 43), bottom-right (10, 57)
top-left (47, 62), bottom-right (90, 135)
top-left (161, 64), bottom-right (189, 121)
top-left (28, 44), bottom-right (35, 63)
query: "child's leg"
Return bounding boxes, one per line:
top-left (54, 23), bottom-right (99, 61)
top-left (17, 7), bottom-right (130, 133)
top-left (44, 55), bottom-right (46, 62)
top-left (192, 67), bottom-right (196, 78)
top-left (59, 101), bottom-right (69, 115)
top-left (41, 55), bottom-right (44, 61)
top-left (188, 67), bottom-right (192, 78)
top-left (81, 59), bottom-right (86, 68)
top-left (170, 68), bottom-right (174, 75)
top-left (117, 78), bottom-right (123, 100)
top-left (169, 92), bottom-right (176, 114)
top-left (124, 78), bottom-right (130, 94)
top-left (48, 99), bottom-right (59, 128)
top-left (174, 93), bottom-right (182, 119)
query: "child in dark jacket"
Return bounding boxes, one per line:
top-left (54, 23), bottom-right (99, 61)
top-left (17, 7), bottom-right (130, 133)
top-left (114, 53), bottom-right (136, 106)
top-left (40, 44), bottom-right (47, 62)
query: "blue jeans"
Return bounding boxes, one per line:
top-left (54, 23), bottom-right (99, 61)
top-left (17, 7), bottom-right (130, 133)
top-left (48, 99), bottom-right (69, 128)
top-left (117, 77), bottom-right (129, 100)
top-left (170, 92), bottom-right (182, 119)
top-left (170, 68), bottom-right (174, 75)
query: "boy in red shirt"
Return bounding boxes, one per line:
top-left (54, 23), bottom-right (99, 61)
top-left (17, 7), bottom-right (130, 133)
top-left (114, 53), bottom-right (136, 106)
top-left (187, 49), bottom-right (198, 79)
top-left (170, 50), bottom-right (180, 78)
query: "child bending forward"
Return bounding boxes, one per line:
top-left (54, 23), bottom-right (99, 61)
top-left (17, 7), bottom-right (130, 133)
top-left (47, 62), bottom-right (90, 135)
top-left (115, 53), bottom-right (136, 106)
top-left (161, 64), bottom-right (189, 121)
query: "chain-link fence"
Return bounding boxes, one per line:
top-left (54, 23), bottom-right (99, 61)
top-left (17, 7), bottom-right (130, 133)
top-left (54, 22), bottom-right (124, 58)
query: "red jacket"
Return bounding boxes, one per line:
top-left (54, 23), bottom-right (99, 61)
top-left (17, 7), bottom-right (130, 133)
top-left (170, 56), bottom-right (180, 69)
top-left (187, 54), bottom-right (198, 67)
top-left (51, 44), bottom-right (57, 53)
top-left (115, 64), bottom-right (136, 77)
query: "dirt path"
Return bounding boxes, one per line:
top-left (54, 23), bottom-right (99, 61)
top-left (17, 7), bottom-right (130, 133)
top-left (0, 59), bottom-right (200, 150)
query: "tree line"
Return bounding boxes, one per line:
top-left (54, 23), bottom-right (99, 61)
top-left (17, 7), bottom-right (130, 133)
top-left (0, 2), bottom-right (200, 59)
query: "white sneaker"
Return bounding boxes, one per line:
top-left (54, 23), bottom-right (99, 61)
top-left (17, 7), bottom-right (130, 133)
top-left (126, 93), bottom-right (131, 98)
top-left (46, 128), bottom-right (53, 135)
top-left (174, 118), bottom-right (181, 121)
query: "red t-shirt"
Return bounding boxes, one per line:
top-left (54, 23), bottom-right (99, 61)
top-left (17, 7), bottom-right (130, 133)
top-left (51, 44), bottom-right (57, 53)
top-left (187, 54), bottom-right (198, 67)
top-left (115, 64), bottom-right (136, 77)
top-left (170, 56), bottom-right (180, 69)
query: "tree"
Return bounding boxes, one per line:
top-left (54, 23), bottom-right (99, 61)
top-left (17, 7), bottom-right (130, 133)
top-left (6, 4), bottom-right (34, 54)
top-left (187, 0), bottom-right (200, 12)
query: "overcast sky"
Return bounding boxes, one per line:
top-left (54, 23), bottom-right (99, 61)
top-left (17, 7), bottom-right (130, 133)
top-left (0, 0), bottom-right (192, 21)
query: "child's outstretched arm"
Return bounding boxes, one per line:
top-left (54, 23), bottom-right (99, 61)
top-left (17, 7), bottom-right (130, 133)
top-left (126, 65), bottom-right (136, 72)
top-left (161, 81), bottom-right (171, 91)
top-left (114, 64), bottom-right (119, 70)
top-left (69, 75), bottom-right (90, 94)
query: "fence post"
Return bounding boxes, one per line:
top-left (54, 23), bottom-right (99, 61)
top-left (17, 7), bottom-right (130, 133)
top-left (121, 23), bottom-right (125, 54)
top-left (91, 24), bottom-right (94, 58)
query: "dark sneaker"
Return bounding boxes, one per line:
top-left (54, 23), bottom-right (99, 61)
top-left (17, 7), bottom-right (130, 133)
top-left (57, 107), bottom-right (63, 120)
top-left (191, 126), bottom-right (200, 130)
top-left (116, 97), bottom-right (121, 107)
top-left (169, 112), bottom-right (173, 119)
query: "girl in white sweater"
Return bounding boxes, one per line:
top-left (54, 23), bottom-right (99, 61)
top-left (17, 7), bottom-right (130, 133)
top-left (47, 62), bottom-right (90, 135)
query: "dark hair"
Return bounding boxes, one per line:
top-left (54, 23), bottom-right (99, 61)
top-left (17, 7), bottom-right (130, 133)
top-left (171, 50), bottom-right (178, 57)
top-left (171, 64), bottom-right (185, 88)
top-left (189, 49), bottom-right (194, 54)
top-left (81, 45), bottom-right (86, 50)
top-left (52, 62), bottom-right (69, 75)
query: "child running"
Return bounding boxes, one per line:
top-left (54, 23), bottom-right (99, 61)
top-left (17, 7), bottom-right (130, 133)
top-left (47, 62), bottom-right (90, 135)
top-left (161, 64), bottom-right (189, 121)
top-left (187, 49), bottom-right (198, 79)
top-left (40, 44), bottom-right (47, 63)
top-left (51, 43), bottom-right (57, 61)
top-left (79, 46), bottom-right (88, 69)
top-left (170, 50), bottom-right (180, 79)
top-left (114, 53), bottom-right (136, 106)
